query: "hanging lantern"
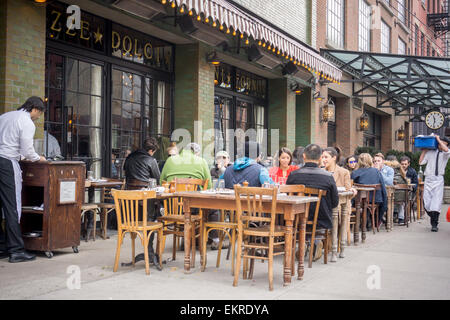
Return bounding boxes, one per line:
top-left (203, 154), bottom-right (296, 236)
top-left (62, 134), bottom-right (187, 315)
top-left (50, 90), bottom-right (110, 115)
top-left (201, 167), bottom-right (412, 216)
top-left (358, 112), bottom-right (369, 131)
top-left (320, 99), bottom-right (335, 123)
top-left (396, 125), bottom-right (405, 141)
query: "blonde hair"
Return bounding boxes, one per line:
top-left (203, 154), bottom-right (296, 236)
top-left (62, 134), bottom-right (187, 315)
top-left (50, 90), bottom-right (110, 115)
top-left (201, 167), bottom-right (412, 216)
top-left (358, 153), bottom-right (373, 168)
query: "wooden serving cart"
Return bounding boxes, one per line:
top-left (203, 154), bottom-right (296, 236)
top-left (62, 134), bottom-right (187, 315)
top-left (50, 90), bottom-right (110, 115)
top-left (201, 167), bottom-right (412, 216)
top-left (19, 161), bottom-right (85, 258)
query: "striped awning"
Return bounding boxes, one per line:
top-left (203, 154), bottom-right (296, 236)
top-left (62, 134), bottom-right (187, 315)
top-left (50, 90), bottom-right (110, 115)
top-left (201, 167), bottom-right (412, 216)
top-left (170, 0), bottom-right (342, 82)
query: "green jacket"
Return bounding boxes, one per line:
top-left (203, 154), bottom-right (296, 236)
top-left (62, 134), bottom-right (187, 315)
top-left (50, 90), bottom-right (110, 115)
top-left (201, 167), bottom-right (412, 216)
top-left (160, 150), bottom-right (212, 189)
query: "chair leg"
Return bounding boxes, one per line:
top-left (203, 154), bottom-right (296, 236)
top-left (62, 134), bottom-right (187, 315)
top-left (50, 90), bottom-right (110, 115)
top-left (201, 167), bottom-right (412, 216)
top-left (201, 227), bottom-right (208, 272)
top-left (113, 231), bottom-right (123, 272)
top-left (371, 209), bottom-right (376, 235)
top-left (216, 230), bottom-right (225, 268)
top-left (323, 237), bottom-right (328, 265)
top-left (233, 229), bottom-right (243, 287)
top-left (158, 228), bottom-right (163, 270)
top-left (243, 238), bottom-right (249, 279)
top-left (92, 209), bottom-right (98, 241)
top-left (309, 235), bottom-right (315, 268)
top-left (143, 232), bottom-right (150, 275)
top-left (172, 226), bottom-right (177, 261)
top-left (248, 248), bottom-right (255, 280)
top-left (268, 237), bottom-right (274, 291)
top-left (190, 222), bottom-right (196, 269)
top-left (231, 228), bottom-right (236, 276)
top-left (131, 233), bottom-right (136, 267)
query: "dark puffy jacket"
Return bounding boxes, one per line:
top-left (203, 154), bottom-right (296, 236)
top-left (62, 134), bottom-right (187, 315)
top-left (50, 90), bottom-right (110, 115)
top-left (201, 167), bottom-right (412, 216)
top-left (223, 157), bottom-right (270, 188)
top-left (124, 149), bottom-right (160, 184)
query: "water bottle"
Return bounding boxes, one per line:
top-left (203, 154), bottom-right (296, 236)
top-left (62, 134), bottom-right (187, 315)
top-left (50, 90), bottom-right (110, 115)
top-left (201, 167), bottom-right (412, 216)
top-left (418, 166), bottom-right (424, 182)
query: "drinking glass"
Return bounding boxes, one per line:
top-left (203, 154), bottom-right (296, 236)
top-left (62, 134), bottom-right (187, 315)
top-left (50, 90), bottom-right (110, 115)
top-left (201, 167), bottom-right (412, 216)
top-left (87, 171), bottom-right (94, 180)
top-left (217, 179), bottom-right (225, 192)
top-left (148, 178), bottom-right (157, 189)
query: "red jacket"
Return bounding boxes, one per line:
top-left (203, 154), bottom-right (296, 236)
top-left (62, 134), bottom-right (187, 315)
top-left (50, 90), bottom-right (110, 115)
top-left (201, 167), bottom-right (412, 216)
top-left (269, 165), bottom-right (299, 185)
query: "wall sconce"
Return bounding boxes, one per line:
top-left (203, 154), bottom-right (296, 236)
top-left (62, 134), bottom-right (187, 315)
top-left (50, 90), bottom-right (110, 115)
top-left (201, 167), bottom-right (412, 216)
top-left (396, 125), bottom-right (405, 141)
top-left (313, 92), bottom-right (324, 102)
top-left (290, 82), bottom-right (303, 95)
top-left (320, 99), bottom-right (335, 123)
top-left (206, 51), bottom-right (221, 65)
top-left (358, 112), bottom-right (369, 131)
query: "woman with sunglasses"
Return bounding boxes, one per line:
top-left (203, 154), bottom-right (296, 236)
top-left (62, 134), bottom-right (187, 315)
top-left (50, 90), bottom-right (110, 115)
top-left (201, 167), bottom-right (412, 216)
top-left (345, 155), bottom-right (359, 174)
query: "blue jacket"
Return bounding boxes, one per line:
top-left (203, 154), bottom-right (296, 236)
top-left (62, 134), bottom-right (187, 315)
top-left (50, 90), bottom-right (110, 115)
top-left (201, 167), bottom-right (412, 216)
top-left (223, 157), bottom-right (273, 188)
top-left (351, 167), bottom-right (388, 211)
top-left (380, 165), bottom-right (394, 186)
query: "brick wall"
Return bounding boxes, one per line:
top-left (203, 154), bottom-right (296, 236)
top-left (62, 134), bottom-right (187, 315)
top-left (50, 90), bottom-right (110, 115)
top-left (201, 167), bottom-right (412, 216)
top-left (173, 42), bottom-right (215, 164)
top-left (0, 0), bottom-right (46, 137)
top-left (267, 78), bottom-right (298, 153)
top-left (232, 0), bottom-right (315, 46)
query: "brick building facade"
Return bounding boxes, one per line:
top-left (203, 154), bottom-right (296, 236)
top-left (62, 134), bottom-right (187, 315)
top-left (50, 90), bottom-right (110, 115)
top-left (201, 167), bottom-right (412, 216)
top-left (1, 0), bottom-right (339, 178)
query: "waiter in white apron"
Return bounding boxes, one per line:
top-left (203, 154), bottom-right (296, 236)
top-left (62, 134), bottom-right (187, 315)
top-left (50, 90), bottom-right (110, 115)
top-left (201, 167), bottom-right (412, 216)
top-left (0, 97), bottom-right (46, 262)
top-left (419, 135), bottom-right (450, 232)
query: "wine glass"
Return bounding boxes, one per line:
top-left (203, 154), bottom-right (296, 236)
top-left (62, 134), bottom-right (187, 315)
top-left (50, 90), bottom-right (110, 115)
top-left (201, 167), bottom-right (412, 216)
top-left (148, 178), bottom-right (157, 189)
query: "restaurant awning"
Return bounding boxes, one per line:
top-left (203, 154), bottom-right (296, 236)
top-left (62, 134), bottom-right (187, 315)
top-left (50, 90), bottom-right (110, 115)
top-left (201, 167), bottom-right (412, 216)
top-left (172, 0), bottom-right (342, 82)
top-left (321, 49), bottom-right (450, 119)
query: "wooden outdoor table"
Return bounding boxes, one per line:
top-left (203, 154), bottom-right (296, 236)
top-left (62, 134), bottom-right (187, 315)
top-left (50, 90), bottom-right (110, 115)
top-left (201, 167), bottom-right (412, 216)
top-left (173, 191), bottom-right (318, 286)
top-left (331, 190), bottom-right (354, 262)
top-left (385, 186), bottom-right (395, 232)
top-left (353, 186), bottom-right (374, 244)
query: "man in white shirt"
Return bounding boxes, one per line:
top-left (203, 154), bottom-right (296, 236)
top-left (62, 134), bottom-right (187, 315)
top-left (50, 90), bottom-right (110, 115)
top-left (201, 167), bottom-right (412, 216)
top-left (0, 97), bottom-right (46, 262)
top-left (419, 135), bottom-right (450, 232)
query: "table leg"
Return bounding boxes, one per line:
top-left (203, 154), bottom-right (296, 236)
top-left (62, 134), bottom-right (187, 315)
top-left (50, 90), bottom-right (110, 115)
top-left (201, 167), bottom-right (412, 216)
top-left (354, 195), bottom-right (361, 245)
top-left (331, 205), bottom-right (339, 262)
top-left (283, 214), bottom-right (294, 286)
top-left (297, 213), bottom-right (306, 280)
top-left (362, 196), bottom-right (367, 243)
top-left (387, 192), bottom-right (392, 232)
top-left (339, 201), bottom-right (348, 258)
top-left (183, 199), bottom-right (192, 273)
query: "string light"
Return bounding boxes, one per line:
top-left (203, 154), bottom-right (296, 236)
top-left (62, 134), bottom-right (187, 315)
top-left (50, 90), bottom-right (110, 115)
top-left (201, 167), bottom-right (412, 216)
top-left (226, 28), bottom-right (230, 34)
top-left (212, 21), bottom-right (217, 27)
top-left (233, 30), bottom-right (236, 36)
top-left (258, 40), bottom-right (262, 46)
top-left (180, 6), bottom-right (184, 13)
top-left (245, 39), bottom-right (249, 45)
top-left (161, 0), bottom-right (166, 4)
top-left (197, 15), bottom-right (201, 21)
top-left (189, 10), bottom-right (193, 16)
top-left (240, 33), bottom-right (244, 39)
top-left (171, 1), bottom-right (175, 8)
top-left (268, 45), bottom-right (271, 50)
top-left (220, 25), bottom-right (224, 30)
top-left (205, 17), bottom-right (209, 23)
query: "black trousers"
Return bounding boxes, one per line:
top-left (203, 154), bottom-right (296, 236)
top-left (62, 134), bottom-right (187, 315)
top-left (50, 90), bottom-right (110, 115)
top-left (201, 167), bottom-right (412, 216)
top-left (426, 211), bottom-right (440, 227)
top-left (0, 157), bottom-right (25, 254)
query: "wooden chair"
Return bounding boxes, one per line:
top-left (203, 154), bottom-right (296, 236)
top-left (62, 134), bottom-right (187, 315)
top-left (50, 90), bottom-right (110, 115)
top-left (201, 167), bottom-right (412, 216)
top-left (158, 178), bottom-right (209, 266)
top-left (81, 203), bottom-right (100, 242)
top-left (354, 183), bottom-right (381, 233)
top-left (278, 184), bottom-right (307, 270)
top-left (96, 178), bottom-right (125, 240)
top-left (393, 183), bottom-right (411, 227)
top-left (233, 185), bottom-right (284, 291)
top-left (111, 189), bottom-right (163, 275)
top-left (281, 185), bottom-right (328, 269)
top-left (201, 208), bottom-right (238, 275)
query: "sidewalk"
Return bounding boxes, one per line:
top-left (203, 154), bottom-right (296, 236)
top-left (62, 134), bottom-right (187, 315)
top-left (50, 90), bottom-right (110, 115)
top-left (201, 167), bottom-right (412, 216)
top-left (1, 208), bottom-right (449, 300)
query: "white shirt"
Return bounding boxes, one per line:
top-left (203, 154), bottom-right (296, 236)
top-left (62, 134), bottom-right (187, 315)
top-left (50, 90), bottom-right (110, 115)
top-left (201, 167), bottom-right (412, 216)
top-left (0, 110), bottom-right (40, 161)
top-left (44, 131), bottom-right (61, 158)
top-left (420, 149), bottom-right (450, 176)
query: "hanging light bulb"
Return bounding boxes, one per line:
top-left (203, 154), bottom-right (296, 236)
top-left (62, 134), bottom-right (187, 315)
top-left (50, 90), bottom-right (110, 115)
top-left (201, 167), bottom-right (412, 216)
top-left (205, 17), bottom-right (209, 23)
top-left (258, 40), bottom-right (262, 46)
top-left (245, 39), bottom-right (249, 45)
top-left (268, 45), bottom-right (271, 50)
top-left (220, 25), bottom-right (224, 30)
top-left (226, 28), bottom-right (230, 34)
top-left (161, 0), bottom-right (167, 4)
top-left (180, 6), bottom-right (184, 13)
top-left (171, 1), bottom-right (175, 8)
top-left (189, 10), bottom-right (193, 16)
top-left (212, 21), bottom-right (217, 27)
top-left (197, 15), bottom-right (201, 21)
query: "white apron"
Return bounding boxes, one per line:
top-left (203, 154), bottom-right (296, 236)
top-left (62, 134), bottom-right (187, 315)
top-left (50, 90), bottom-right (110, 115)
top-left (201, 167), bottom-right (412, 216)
top-left (423, 175), bottom-right (444, 213)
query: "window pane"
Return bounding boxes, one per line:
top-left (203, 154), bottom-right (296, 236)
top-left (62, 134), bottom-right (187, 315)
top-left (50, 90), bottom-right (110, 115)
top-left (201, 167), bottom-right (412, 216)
top-left (78, 61), bottom-right (91, 95)
top-left (66, 58), bottom-right (78, 92)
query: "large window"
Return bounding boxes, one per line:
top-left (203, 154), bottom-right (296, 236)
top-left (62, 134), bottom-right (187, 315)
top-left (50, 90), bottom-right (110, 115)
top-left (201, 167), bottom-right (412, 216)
top-left (45, 54), bottom-right (104, 178)
top-left (327, 0), bottom-right (345, 48)
top-left (398, 37), bottom-right (407, 55)
top-left (398, 0), bottom-right (406, 24)
top-left (381, 20), bottom-right (391, 53)
top-left (359, 0), bottom-right (371, 51)
top-left (214, 64), bottom-right (267, 158)
top-left (363, 110), bottom-right (382, 150)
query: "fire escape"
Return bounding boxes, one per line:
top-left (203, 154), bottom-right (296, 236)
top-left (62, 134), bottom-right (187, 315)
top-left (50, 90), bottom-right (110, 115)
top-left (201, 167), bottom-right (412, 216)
top-left (427, 0), bottom-right (450, 56)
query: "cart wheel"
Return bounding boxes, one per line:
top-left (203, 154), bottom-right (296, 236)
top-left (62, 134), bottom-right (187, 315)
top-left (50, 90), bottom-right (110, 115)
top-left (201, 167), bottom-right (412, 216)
top-left (72, 246), bottom-right (79, 253)
top-left (45, 251), bottom-right (53, 259)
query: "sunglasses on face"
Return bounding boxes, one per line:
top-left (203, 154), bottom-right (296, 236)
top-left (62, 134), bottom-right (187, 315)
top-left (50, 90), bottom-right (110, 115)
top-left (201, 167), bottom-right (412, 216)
top-left (349, 161), bottom-right (356, 164)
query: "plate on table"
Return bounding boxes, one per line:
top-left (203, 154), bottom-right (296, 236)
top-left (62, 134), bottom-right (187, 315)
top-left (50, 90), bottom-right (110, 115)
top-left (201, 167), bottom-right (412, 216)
top-left (215, 189), bottom-right (235, 195)
top-left (337, 187), bottom-right (347, 192)
top-left (200, 190), bottom-right (217, 194)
